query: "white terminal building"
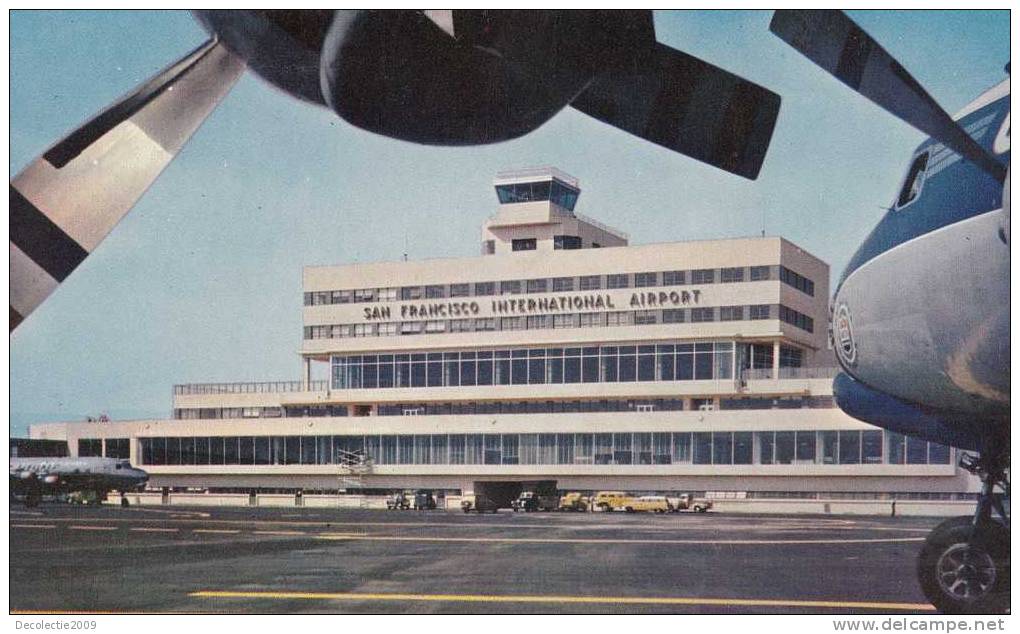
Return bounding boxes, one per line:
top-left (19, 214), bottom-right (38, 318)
top-left (32, 167), bottom-right (975, 502)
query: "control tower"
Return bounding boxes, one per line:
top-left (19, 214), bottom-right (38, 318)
top-left (481, 167), bottom-right (628, 255)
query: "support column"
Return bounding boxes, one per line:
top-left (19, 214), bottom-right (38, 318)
top-left (302, 357), bottom-right (312, 390)
top-left (772, 340), bottom-right (781, 379)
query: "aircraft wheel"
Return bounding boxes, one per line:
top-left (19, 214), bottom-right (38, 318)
top-left (918, 516), bottom-right (1010, 614)
top-left (25, 492), bottom-right (41, 508)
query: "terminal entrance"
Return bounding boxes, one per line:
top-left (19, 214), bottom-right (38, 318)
top-left (473, 480), bottom-right (557, 509)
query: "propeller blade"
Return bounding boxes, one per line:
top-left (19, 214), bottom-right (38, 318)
top-left (10, 39), bottom-right (244, 332)
top-left (769, 9), bottom-right (1006, 182)
top-left (570, 43), bottom-right (781, 180)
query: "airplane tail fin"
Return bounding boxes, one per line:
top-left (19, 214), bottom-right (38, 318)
top-left (10, 38), bottom-right (244, 332)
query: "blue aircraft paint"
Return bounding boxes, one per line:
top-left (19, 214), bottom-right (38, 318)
top-left (832, 373), bottom-right (982, 451)
top-left (837, 95), bottom-right (1010, 290)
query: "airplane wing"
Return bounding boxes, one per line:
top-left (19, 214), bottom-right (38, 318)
top-left (570, 43), bottom-right (781, 180)
top-left (769, 9), bottom-right (1006, 182)
top-left (10, 38), bottom-right (244, 331)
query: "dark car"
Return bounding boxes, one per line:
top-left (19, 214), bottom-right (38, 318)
top-left (413, 490), bottom-right (437, 510)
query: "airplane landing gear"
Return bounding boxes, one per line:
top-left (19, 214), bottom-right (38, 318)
top-left (918, 451), bottom-right (1009, 614)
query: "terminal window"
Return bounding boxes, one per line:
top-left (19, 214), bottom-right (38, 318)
top-left (606, 274), bottom-right (630, 289)
top-left (512, 238), bottom-right (537, 251)
top-left (750, 265), bottom-right (772, 281)
top-left (662, 270), bottom-right (685, 286)
top-left (691, 269), bottom-right (715, 284)
top-left (634, 272), bottom-right (658, 287)
top-left (553, 235), bottom-right (582, 250)
top-left (720, 267), bottom-right (745, 283)
top-left (551, 277), bottom-right (574, 292)
top-left (578, 275), bottom-right (601, 290)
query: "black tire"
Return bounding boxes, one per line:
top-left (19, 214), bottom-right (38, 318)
top-left (918, 516), bottom-right (1009, 614)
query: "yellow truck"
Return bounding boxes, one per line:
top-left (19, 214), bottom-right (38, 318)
top-left (627, 495), bottom-right (672, 513)
top-left (558, 492), bottom-right (589, 512)
top-left (592, 491), bottom-right (630, 512)
top-left (593, 492), bottom-right (676, 513)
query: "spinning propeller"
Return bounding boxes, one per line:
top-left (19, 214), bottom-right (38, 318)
top-left (11, 10), bottom-right (783, 331)
top-left (769, 9), bottom-right (1007, 183)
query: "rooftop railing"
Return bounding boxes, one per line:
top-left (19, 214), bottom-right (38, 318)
top-left (174, 380), bottom-right (329, 396)
top-left (493, 166), bottom-right (579, 188)
top-left (742, 367), bottom-right (840, 381)
top-left (572, 211), bottom-right (630, 242)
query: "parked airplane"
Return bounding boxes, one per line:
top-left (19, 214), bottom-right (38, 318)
top-left (9, 457), bottom-right (149, 507)
top-left (10, 10), bottom-right (781, 331)
top-left (770, 10), bottom-right (1009, 614)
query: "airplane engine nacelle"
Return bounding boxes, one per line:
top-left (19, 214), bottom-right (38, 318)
top-left (196, 10), bottom-right (657, 147)
top-left (18, 471), bottom-right (36, 480)
top-left (42, 474), bottom-right (60, 485)
top-left (319, 10), bottom-right (653, 145)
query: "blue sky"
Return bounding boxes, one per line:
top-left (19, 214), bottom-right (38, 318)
top-left (8, 10), bottom-right (1010, 434)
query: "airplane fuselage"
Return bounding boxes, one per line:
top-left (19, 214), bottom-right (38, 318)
top-left (9, 456), bottom-right (149, 498)
top-left (832, 79), bottom-right (1010, 451)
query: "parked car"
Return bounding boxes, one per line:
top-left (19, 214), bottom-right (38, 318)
top-left (668, 493), bottom-right (714, 513)
top-left (460, 494), bottom-right (500, 513)
top-left (592, 491), bottom-right (629, 512)
top-left (627, 495), bottom-right (672, 513)
top-left (558, 492), bottom-right (589, 512)
top-left (511, 491), bottom-right (559, 512)
top-left (386, 492), bottom-right (411, 510)
top-left (413, 490), bottom-right (437, 510)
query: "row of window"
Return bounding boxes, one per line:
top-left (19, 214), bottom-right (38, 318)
top-left (509, 235), bottom-right (591, 251)
top-left (331, 342), bottom-right (739, 389)
top-left (778, 305), bottom-right (814, 334)
top-left (779, 266), bottom-right (815, 296)
top-left (137, 430), bottom-right (950, 467)
top-left (77, 438), bottom-right (130, 459)
top-left (303, 303), bottom-right (814, 341)
top-left (171, 395), bottom-right (836, 421)
top-left (302, 265), bottom-right (814, 306)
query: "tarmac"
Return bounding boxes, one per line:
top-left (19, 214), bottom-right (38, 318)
top-left (9, 503), bottom-right (945, 614)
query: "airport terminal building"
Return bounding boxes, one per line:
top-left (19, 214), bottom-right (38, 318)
top-left (31, 168), bottom-right (976, 501)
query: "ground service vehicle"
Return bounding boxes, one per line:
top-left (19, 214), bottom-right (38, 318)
top-left (460, 494), bottom-right (499, 514)
top-left (413, 490), bottom-right (436, 510)
top-left (558, 492), bottom-right (589, 512)
top-left (627, 495), bottom-right (672, 513)
top-left (593, 491), bottom-right (629, 512)
top-left (670, 494), bottom-right (713, 513)
top-left (387, 492), bottom-right (411, 510)
top-left (511, 491), bottom-right (559, 512)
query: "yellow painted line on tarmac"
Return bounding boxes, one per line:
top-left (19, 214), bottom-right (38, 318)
top-left (189, 590), bottom-right (935, 612)
top-left (315, 534), bottom-right (925, 546)
top-left (69, 525), bottom-right (118, 531)
top-left (254, 530), bottom-right (308, 536)
top-left (11, 524), bottom-right (56, 529)
top-left (193, 529), bottom-right (241, 534)
top-left (130, 527), bottom-right (180, 533)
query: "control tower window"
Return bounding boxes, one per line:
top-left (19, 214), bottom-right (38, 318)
top-left (550, 181), bottom-right (579, 210)
top-left (495, 179), bottom-right (578, 210)
top-left (554, 235), bottom-right (581, 250)
top-left (512, 238), bottom-right (537, 252)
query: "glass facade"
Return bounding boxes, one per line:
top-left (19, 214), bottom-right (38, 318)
top-left (332, 342), bottom-right (735, 390)
top-left (138, 431), bottom-right (952, 467)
